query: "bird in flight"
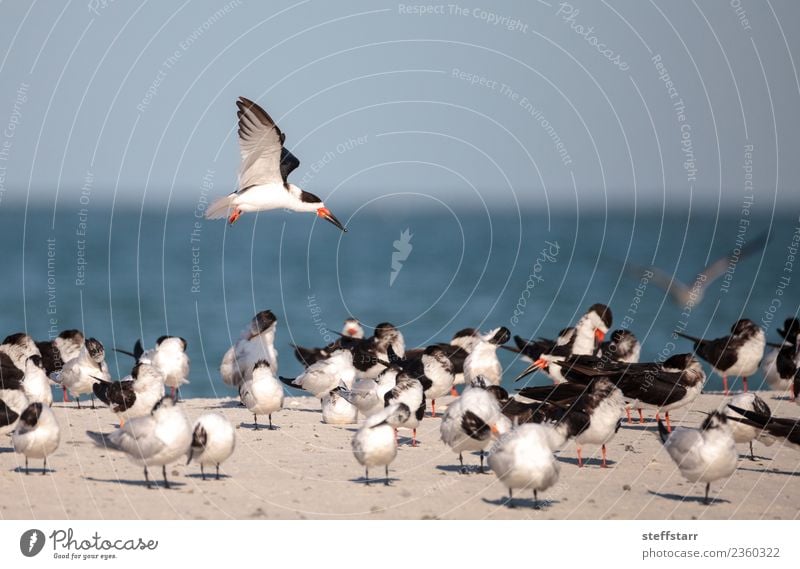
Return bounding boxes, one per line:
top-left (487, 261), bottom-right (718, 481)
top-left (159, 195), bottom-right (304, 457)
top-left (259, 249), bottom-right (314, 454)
top-left (206, 97), bottom-right (347, 232)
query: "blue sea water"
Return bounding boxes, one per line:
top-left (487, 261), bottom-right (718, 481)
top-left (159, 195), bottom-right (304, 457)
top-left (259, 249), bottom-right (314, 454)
top-left (2, 203), bottom-right (797, 397)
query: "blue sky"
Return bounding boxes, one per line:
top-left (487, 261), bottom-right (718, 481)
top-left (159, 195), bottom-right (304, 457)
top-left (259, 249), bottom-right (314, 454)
top-left (0, 0), bottom-right (798, 212)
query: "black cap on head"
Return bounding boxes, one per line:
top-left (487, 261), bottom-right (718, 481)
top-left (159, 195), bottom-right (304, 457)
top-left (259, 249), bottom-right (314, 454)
top-left (778, 318), bottom-right (800, 341)
top-left (452, 328), bottom-right (477, 339)
top-left (731, 319), bottom-right (758, 335)
top-left (588, 304), bottom-right (613, 329)
top-left (701, 411), bottom-right (727, 431)
top-left (2, 333), bottom-right (28, 346)
top-left (254, 359), bottom-right (271, 370)
top-left (85, 338), bottom-right (105, 359)
top-left (374, 323), bottom-right (397, 338)
top-left (252, 310), bottom-right (277, 334)
top-left (59, 329), bottom-right (84, 342)
top-left (20, 402), bottom-right (43, 427)
top-left (490, 327), bottom-right (511, 345)
top-left (662, 353), bottom-right (693, 370)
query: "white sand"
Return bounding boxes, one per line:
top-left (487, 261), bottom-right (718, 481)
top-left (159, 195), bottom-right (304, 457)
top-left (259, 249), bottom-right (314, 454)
top-left (1, 391), bottom-right (797, 520)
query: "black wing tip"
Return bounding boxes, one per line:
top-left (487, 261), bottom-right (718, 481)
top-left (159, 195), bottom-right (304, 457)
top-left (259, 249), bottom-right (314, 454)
top-left (657, 418), bottom-right (670, 443)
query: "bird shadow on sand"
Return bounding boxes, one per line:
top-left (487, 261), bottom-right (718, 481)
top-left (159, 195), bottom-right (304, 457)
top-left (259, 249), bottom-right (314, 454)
top-left (435, 464), bottom-right (490, 475)
top-left (350, 475), bottom-right (399, 486)
top-left (481, 496), bottom-right (559, 510)
top-left (0, 447), bottom-right (15, 454)
top-left (556, 456), bottom-right (617, 468)
top-left (737, 466), bottom-right (799, 477)
top-left (647, 490), bottom-right (730, 505)
top-left (185, 473), bottom-right (232, 481)
top-left (214, 400), bottom-right (246, 409)
top-left (239, 422), bottom-right (280, 431)
top-left (12, 466), bottom-right (55, 475)
top-left (84, 476), bottom-right (186, 489)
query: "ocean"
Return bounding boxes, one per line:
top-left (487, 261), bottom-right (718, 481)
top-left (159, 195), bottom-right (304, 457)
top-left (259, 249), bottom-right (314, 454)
top-left (3, 204), bottom-right (797, 397)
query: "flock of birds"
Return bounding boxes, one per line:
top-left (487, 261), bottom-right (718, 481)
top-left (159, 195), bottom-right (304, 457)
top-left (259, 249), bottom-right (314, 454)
top-left (1, 304), bottom-right (799, 508)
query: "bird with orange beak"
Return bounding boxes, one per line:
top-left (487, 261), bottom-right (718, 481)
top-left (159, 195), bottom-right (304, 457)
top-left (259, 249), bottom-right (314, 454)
top-left (205, 97), bottom-right (347, 232)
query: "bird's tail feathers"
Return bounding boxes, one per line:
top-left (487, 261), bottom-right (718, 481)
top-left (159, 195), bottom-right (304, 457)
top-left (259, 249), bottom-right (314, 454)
top-left (205, 194), bottom-right (236, 220)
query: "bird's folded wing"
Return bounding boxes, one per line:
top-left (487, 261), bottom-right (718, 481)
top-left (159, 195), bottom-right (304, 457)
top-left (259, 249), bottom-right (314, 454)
top-left (112, 416), bottom-right (166, 458)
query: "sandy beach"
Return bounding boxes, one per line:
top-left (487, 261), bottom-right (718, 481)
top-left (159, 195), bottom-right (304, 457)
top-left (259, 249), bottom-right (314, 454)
top-left (1, 391), bottom-right (797, 520)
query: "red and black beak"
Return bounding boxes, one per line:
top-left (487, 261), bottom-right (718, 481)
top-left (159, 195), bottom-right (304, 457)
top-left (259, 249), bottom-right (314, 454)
top-left (317, 207), bottom-right (347, 232)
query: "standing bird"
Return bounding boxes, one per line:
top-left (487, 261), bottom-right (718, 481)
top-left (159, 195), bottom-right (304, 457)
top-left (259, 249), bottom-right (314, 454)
top-left (488, 423), bottom-right (566, 509)
top-left (36, 329), bottom-right (84, 376)
top-left (93, 363), bottom-right (166, 426)
top-left (221, 310), bottom-right (279, 387)
top-left (723, 393), bottom-right (775, 460)
top-left (658, 411), bottom-right (737, 505)
top-left (389, 345), bottom-right (455, 417)
top-left (52, 338), bottom-right (110, 408)
top-left (322, 388), bottom-right (359, 425)
top-left (280, 349), bottom-right (356, 398)
top-left (291, 317), bottom-right (364, 367)
top-left (463, 327), bottom-right (511, 387)
top-left (12, 402), bottom-right (60, 475)
top-left (761, 320), bottom-right (800, 400)
top-left (22, 356), bottom-right (53, 407)
top-left (117, 336), bottom-right (190, 401)
top-left (338, 369), bottom-right (398, 419)
top-left (187, 413), bottom-right (236, 480)
top-left (86, 397), bottom-right (192, 489)
top-left (0, 333), bottom-right (41, 371)
top-left (205, 97), bottom-right (346, 231)
top-left (0, 360), bottom-right (27, 437)
top-left (344, 322), bottom-right (406, 380)
top-left (440, 378), bottom-right (511, 473)
top-left (383, 372), bottom-right (426, 446)
top-left (352, 403), bottom-right (410, 485)
top-left (726, 404), bottom-right (800, 452)
top-left (677, 319), bottom-right (765, 394)
top-left (239, 360), bottom-right (284, 430)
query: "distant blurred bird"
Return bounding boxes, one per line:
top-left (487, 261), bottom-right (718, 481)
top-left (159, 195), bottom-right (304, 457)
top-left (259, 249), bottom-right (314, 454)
top-left (726, 404), bottom-right (800, 453)
top-left (12, 402), bottom-right (60, 475)
top-left (221, 310), bottom-right (279, 387)
top-left (205, 97), bottom-right (346, 231)
top-left (187, 413), bottom-right (236, 480)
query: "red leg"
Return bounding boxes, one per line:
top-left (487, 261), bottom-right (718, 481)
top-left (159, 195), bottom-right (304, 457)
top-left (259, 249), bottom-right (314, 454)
top-left (170, 386), bottom-right (175, 400)
top-left (577, 447), bottom-right (583, 468)
top-left (450, 387), bottom-right (459, 397)
top-left (601, 445), bottom-right (608, 468)
top-left (742, 377), bottom-right (748, 393)
top-left (431, 399), bottom-right (436, 418)
top-left (655, 412), bottom-right (660, 423)
top-left (63, 387), bottom-right (70, 403)
top-left (638, 409), bottom-right (644, 424)
top-left (666, 412), bottom-right (671, 433)
top-left (412, 429), bottom-right (417, 447)
top-left (228, 208), bottom-right (242, 224)
top-left (626, 408), bottom-right (632, 424)
top-left (723, 376), bottom-right (729, 395)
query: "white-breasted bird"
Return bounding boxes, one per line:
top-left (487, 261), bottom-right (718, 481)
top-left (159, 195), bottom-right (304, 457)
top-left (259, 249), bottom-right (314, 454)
top-left (86, 397), bottom-right (192, 489)
top-left (187, 413), bottom-right (236, 480)
top-left (279, 349), bottom-right (356, 397)
top-left (463, 327), bottom-right (511, 386)
top-left (53, 338), bottom-right (110, 408)
top-left (22, 355), bottom-right (53, 407)
top-left (117, 336), bottom-right (190, 401)
top-left (239, 360), bottom-right (284, 430)
top-left (12, 402), bottom-right (60, 475)
top-left (723, 392), bottom-right (775, 460)
top-left (658, 411), bottom-right (737, 505)
top-left (0, 361), bottom-right (27, 437)
top-left (339, 369), bottom-right (398, 418)
top-left (0, 333), bottom-right (41, 371)
top-left (205, 97), bottom-right (346, 231)
top-left (322, 388), bottom-right (359, 425)
top-left (383, 372), bottom-right (426, 446)
top-left (221, 310), bottom-right (279, 387)
top-left (93, 363), bottom-right (166, 426)
top-left (352, 403), bottom-right (411, 485)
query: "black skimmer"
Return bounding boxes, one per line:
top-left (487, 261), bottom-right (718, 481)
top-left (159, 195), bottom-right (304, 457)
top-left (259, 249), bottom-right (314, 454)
top-left (0, 333), bottom-right (41, 371)
top-left (336, 322), bottom-right (405, 380)
top-left (0, 358), bottom-right (27, 437)
top-left (22, 356), bottom-right (52, 407)
top-left (12, 402), bottom-right (60, 475)
top-left (205, 97), bottom-right (346, 231)
top-left (762, 318), bottom-right (800, 400)
top-left (280, 349), bottom-right (356, 397)
top-left (240, 360), bottom-right (284, 430)
top-left (505, 327), bottom-right (576, 363)
top-left (726, 404), bottom-right (800, 452)
top-left (342, 318), bottom-right (364, 339)
top-left (117, 336), bottom-right (189, 401)
top-left (549, 353), bottom-right (706, 432)
top-left (52, 338), bottom-right (110, 408)
top-left (291, 317), bottom-right (364, 367)
top-left (625, 231), bottom-right (767, 306)
top-left (440, 377), bottom-right (511, 473)
top-left (383, 372), bottom-right (425, 446)
top-left (657, 411), bottom-right (737, 505)
top-left (514, 304), bottom-right (612, 384)
top-left (92, 362), bottom-right (165, 426)
top-left (384, 345), bottom-right (454, 417)
top-left (463, 327), bottom-right (511, 386)
top-left (406, 327), bottom-right (479, 393)
top-left (515, 378), bottom-right (624, 467)
top-left (220, 309), bottom-right (279, 387)
top-left (724, 393), bottom-right (775, 460)
top-left (187, 413), bottom-right (236, 480)
top-left (36, 329), bottom-right (84, 376)
top-left (86, 397), bottom-right (192, 489)
top-left (352, 403), bottom-right (411, 486)
top-left (487, 423), bottom-right (565, 508)
top-left (596, 329), bottom-right (641, 364)
top-left (677, 318), bottom-right (765, 394)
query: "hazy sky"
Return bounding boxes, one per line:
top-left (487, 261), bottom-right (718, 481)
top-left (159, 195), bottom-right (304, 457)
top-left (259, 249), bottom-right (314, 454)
top-left (0, 0), bottom-right (798, 211)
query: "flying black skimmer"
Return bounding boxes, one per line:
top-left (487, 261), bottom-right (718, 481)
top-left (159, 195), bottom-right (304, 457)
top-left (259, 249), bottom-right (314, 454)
top-left (515, 378), bottom-right (624, 467)
top-left (240, 360), bottom-right (284, 429)
top-left (280, 349), bottom-right (356, 397)
top-left (352, 403), bottom-right (411, 485)
top-left (36, 329), bottom-right (84, 376)
top-left (187, 413), bottom-right (236, 480)
top-left (726, 404), bottom-right (800, 452)
top-left (658, 411), bottom-right (737, 505)
top-left (12, 402), bottom-right (60, 475)
top-left (463, 327), bottom-right (511, 387)
top-left (117, 336), bottom-right (189, 401)
top-left (322, 387), bottom-right (359, 425)
top-left (93, 362), bottom-right (165, 426)
top-left (51, 338), bottom-right (111, 408)
top-left (440, 377), bottom-right (511, 473)
top-left (383, 372), bottom-right (425, 446)
top-left (677, 318), bottom-right (765, 394)
top-left (723, 393), bottom-right (775, 460)
top-left (86, 397), bottom-right (192, 489)
top-left (487, 423), bottom-right (565, 508)
top-left (514, 304), bottom-right (613, 384)
top-left (625, 231), bottom-right (768, 306)
top-left (205, 97), bottom-right (346, 231)
top-left (221, 310), bottom-right (279, 387)
top-left (22, 356), bottom-right (52, 407)
top-left (762, 318), bottom-right (800, 400)
top-left (548, 353), bottom-right (705, 432)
